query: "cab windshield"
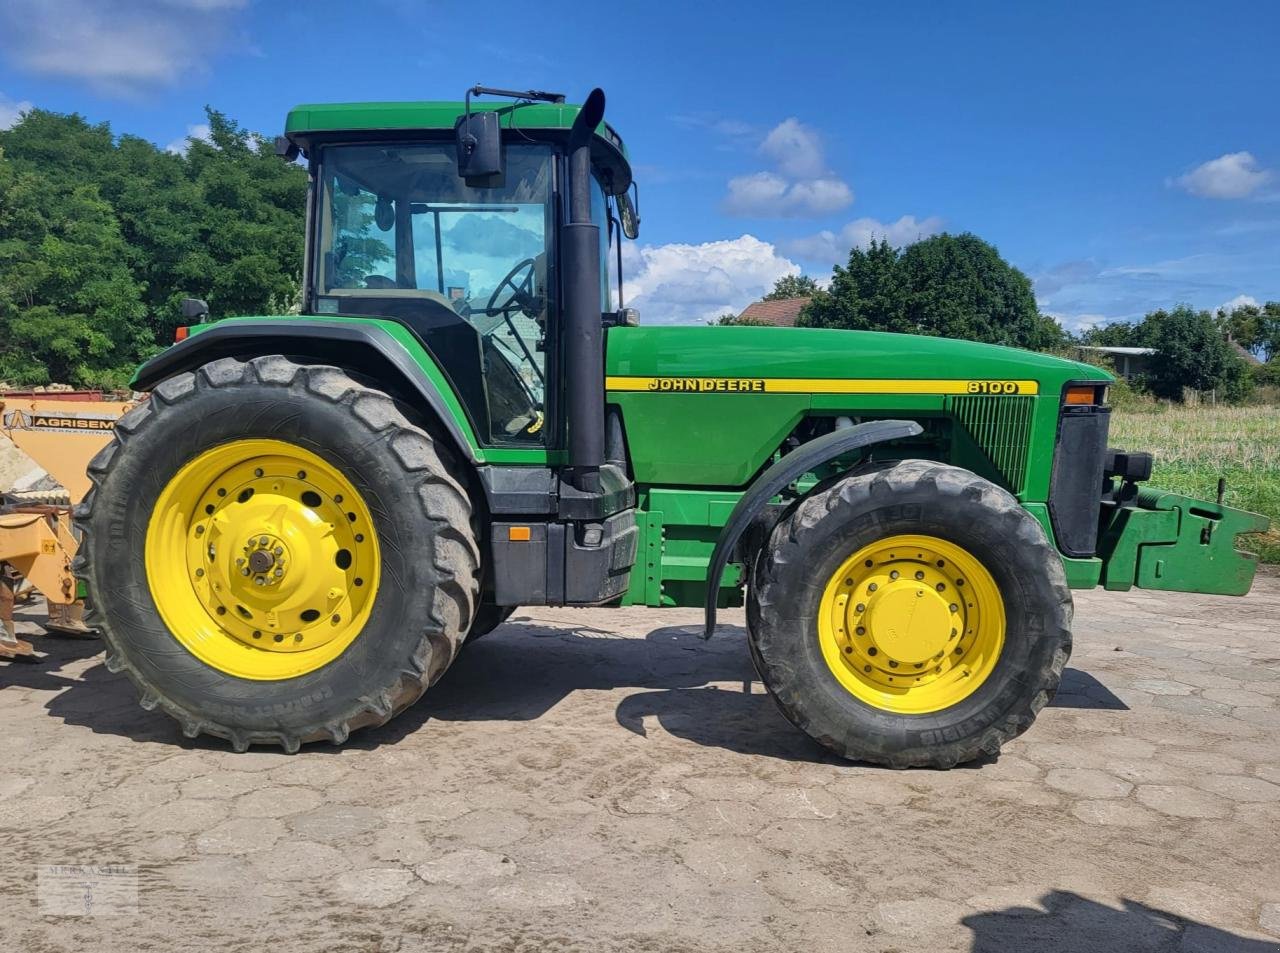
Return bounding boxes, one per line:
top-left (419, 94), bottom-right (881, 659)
top-left (312, 143), bottom-right (554, 446)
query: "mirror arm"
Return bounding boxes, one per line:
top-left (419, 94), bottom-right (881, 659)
top-left (611, 212), bottom-right (625, 309)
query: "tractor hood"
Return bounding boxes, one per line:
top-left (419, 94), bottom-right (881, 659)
top-left (605, 325), bottom-right (1109, 394)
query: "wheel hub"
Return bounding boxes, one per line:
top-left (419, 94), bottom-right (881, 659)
top-left (864, 580), bottom-right (953, 664)
top-left (817, 534), bottom-right (1005, 714)
top-left (146, 439), bottom-right (381, 681)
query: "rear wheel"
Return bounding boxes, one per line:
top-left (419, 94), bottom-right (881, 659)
top-left (748, 460), bottom-right (1071, 768)
top-left (75, 356), bottom-right (480, 752)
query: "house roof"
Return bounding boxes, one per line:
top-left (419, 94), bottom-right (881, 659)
top-left (1078, 346), bottom-right (1155, 356)
top-left (1231, 342), bottom-right (1263, 365)
top-left (738, 297), bottom-right (812, 327)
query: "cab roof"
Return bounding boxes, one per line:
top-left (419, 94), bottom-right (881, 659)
top-left (284, 100), bottom-right (633, 193)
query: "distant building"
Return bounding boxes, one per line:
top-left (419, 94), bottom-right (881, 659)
top-left (1230, 341), bottom-right (1262, 366)
top-left (736, 297), bottom-right (812, 327)
top-left (1075, 346), bottom-right (1154, 380)
top-left (1077, 342), bottom-right (1260, 380)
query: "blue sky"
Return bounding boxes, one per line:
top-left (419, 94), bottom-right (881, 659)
top-left (1, 0), bottom-right (1277, 329)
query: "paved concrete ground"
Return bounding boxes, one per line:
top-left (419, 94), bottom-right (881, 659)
top-left (2, 573), bottom-right (1279, 953)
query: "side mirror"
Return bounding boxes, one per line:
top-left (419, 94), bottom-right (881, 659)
top-left (455, 110), bottom-right (503, 184)
top-left (618, 189), bottom-right (640, 240)
top-left (273, 135), bottom-right (300, 162)
top-left (180, 297), bottom-right (209, 322)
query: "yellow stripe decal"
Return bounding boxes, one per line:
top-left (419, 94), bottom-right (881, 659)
top-left (605, 376), bottom-right (1040, 396)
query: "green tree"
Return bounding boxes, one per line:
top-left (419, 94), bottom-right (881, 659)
top-left (711, 312), bottom-right (769, 326)
top-left (0, 106), bottom-right (306, 387)
top-left (798, 233), bottom-right (1061, 350)
top-left (1218, 301), bottom-right (1280, 362)
top-left (797, 238), bottom-right (902, 331)
top-left (764, 274), bottom-right (819, 300)
top-left (1079, 322), bottom-right (1140, 347)
top-left (1136, 306), bottom-right (1247, 401)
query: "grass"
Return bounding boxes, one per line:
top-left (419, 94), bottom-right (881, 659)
top-left (1109, 404), bottom-right (1280, 563)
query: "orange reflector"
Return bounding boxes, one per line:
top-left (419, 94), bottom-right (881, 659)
top-left (1063, 385), bottom-right (1096, 405)
top-left (508, 526), bottom-right (531, 542)
top-left (175, 326), bottom-right (190, 342)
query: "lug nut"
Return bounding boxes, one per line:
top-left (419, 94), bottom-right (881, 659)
top-left (855, 603), bottom-right (865, 613)
top-left (241, 567), bottom-right (250, 576)
top-left (868, 583), bottom-right (878, 592)
top-left (274, 568), bottom-right (283, 578)
top-left (950, 603), bottom-right (959, 613)
top-left (915, 570), bottom-right (925, 580)
top-left (889, 570), bottom-right (899, 580)
top-left (254, 577), bottom-right (265, 586)
top-left (273, 546), bottom-right (283, 556)
top-left (259, 536), bottom-right (268, 546)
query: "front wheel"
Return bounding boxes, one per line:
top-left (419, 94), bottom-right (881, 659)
top-left (75, 356), bottom-right (480, 752)
top-left (747, 460), bottom-right (1072, 768)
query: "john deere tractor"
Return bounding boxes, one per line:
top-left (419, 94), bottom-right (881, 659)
top-left (77, 87), bottom-right (1269, 767)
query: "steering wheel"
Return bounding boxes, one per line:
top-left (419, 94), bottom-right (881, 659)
top-left (485, 258), bottom-right (538, 317)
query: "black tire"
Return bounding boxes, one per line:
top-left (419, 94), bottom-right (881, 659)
top-left (74, 356), bottom-right (480, 752)
top-left (465, 603), bottom-right (516, 642)
top-left (748, 459), bottom-right (1072, 769)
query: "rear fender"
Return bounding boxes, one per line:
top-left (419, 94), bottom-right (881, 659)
top-left (702, 420), bottom-right (923, 638)
top-left (132, 319), bottom-right (480, 464)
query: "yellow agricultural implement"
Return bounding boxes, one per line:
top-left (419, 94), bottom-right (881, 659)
top-left (0, 393), bottom-right (133, 659)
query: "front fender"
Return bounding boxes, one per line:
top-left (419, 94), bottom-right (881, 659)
top-left (702, 419), bottom-right (923, 638)
top-left (132, 318), bottom-right (480, 464)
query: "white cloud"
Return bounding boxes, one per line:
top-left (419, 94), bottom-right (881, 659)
top-left (621, 235), bottom-right (800, 325)
top-left (785, 215), bottom-right (945, 264)
top-left (165, 122), bottom-right (212, 155)
top-left (722, 118), bottom-right (854, 219)
top-left (1172, 152), bottom-right (1272, 199)
top-left (0, 0), bottom-right (248, 94)
top-left (1218, 293), bottom-right (1259, 313)
top-left (723, 172), bottom-right (854, 218)
top-left (0, 92), bottom-right (33, 130)
top-left (760, 117), bottom-right (828, 180)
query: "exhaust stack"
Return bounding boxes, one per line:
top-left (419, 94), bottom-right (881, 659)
top-left (562, 88), bottom-right (607, 493)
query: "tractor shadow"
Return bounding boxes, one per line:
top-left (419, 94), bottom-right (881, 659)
top-left (32, 609), bottom-right (1127, 760)
top-left (962, 889), bottom-right (1276, 952)
top-left (387, 618), bottom-right (838, 764)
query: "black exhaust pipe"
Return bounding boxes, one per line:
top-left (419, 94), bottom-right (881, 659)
top-left (562, 88), bottom-right (606, 493)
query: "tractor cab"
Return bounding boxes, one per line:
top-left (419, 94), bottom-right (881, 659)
top-left (283, 88), bottom-right (638, 451)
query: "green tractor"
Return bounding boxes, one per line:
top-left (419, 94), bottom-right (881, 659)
top-left (77, 87), bottom-right (1269, 767)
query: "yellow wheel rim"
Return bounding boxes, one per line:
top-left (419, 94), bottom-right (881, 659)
top-left (817, 534), bottom-right (1005, 714)
top-left (145, 439), bottom-right (381, 680)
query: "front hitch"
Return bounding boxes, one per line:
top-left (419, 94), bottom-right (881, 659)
top-left (1098, 487), bottom-right (1270, 596)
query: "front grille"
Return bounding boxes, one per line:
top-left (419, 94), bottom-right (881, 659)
top-left (947, 395), bottom-right (1035, 493)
